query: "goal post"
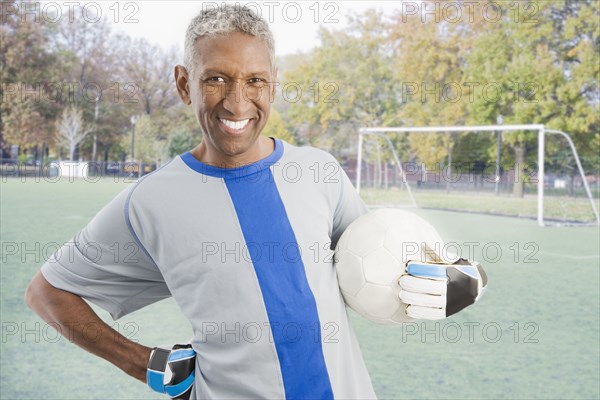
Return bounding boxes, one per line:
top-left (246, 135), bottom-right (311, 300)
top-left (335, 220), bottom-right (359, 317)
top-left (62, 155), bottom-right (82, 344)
top-left (544, 129), bottom-right (599, 226)
top-left (356, 125), bottom-right (599, 227)
top-left (356, 131), bottom-right (418, 207)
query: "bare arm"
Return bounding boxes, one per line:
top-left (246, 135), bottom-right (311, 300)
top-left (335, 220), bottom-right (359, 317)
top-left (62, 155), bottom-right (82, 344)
top-left (24, 271), bottom-right (152, 382)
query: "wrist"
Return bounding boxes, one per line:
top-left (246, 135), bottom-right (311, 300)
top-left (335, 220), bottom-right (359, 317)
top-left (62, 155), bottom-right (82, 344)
top-left (121, 342), bottom-right (152, 383)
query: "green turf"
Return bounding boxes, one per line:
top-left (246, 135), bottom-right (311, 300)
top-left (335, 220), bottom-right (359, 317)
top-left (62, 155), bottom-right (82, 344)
top-left (1, 178), bottom-right (599, 399)
top-left (361, 187), bottom-right (600, 224)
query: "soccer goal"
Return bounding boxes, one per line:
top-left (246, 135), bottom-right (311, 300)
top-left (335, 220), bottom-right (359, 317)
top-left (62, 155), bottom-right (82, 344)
top-left (356, 125), bottom-right (599, 227)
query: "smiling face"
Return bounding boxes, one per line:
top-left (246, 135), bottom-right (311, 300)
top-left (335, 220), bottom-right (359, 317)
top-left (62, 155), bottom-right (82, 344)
top-left (175, 32), bottom-right (277, 167)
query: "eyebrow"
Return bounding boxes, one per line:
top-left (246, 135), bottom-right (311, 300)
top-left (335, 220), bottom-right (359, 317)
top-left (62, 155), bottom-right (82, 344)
top-left (199, 69), bottom-right (271, 79)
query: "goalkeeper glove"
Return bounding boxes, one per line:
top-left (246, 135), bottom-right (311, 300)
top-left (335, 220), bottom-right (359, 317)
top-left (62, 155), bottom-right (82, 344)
top-left (399, 258), bottom-right (488, 320)
top-left (147, 344), bottom-right (196, 400)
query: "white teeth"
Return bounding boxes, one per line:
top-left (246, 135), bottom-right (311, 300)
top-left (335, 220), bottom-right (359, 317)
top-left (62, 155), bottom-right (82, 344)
top-left (220, 118), bottom-right (250, 130)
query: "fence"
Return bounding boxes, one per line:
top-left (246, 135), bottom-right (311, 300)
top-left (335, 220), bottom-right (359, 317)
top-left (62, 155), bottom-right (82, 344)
top-left (0, 159), bottom-right (158, 179)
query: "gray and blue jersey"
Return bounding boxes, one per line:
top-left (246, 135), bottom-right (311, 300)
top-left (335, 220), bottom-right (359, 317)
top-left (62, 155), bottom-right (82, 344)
top-left (41, 139), bottom-right (376, 399)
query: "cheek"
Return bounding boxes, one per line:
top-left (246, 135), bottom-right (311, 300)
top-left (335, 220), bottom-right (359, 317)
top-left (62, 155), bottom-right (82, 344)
top-left (256, 91), bottom-right (272, 115)
top-left (192, 104), bottom-right (212, 130)
top-left (260, 107), bottom-right (271, 124)
top-left (190, 83), bottom-right (218, 109)
top-left (192, 95), bottom-right (218, 121)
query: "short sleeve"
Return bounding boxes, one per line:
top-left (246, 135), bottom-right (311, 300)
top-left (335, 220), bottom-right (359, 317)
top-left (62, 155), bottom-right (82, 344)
top-left (40, 186), bottom-right (171, 320)
top-left (330, 167), bottom-right (368, 249)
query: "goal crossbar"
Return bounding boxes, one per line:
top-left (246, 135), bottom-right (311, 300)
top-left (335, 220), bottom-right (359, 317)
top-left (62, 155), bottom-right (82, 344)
top-left (357, 124), bottom-right (599, 227)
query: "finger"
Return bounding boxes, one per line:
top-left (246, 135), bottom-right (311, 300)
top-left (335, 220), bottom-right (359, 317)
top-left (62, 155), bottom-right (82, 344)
top-left (399, 275), bottom-right (447, 295)
top-left (168, 349), bottom-right (196, 384)
top-left (407, 262), bottom-right (448, 280)
top-left (399, 290), bottom-right (445, 308)
top-left (169, 348), bottom-right (196, 361)
top-left (406, 305), bottom-right (446, 320)
top-left (165, 372), bottom-right (195, 399)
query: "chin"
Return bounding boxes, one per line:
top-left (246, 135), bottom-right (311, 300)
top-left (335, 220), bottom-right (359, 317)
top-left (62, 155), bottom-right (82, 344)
top-left (218, 137), bottom-right (256, 156)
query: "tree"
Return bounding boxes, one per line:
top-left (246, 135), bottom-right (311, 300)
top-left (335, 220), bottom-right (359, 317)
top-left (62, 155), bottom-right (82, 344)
top-left (2, 97), bottom-right (46, 155)
top-left (464, 2), bottom-right (559, 197)
top-left (119, 36), bottom-right (180, 115)
top-left (463, 0), bottom-right (599, 197)
top-left (263, 109), bottom-right (297, 144)
top-left (547, 0), bottom-right (599, 178)
top-left (388, 1), bottom-right (491, 171)
top-left (56, 106), bottom-right (91, 160)
top-left (283, 10), bottom-right (398, 157)
top-left (1, 0), bottom-right (62, 158)
top-left (279, 10), bottom-right (404, 189)
top-left (53, 14), bottom-right (139, 161)
top-left (168, 130), bottom-right (195, 158)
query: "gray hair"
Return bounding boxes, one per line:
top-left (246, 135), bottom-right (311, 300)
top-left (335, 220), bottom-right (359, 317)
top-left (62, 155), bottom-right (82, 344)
top-left (183, 4), bottom-right (275, 76)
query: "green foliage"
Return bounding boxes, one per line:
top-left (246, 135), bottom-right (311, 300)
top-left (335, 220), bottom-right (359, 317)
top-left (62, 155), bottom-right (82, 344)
top-left (262, 109), bottom-right (297, 144)
top-left (282, 10), bottom-right (398, 157)
top-left (1, 1), bottom-right (61, 153)
top-left (168, 130), bottom-right (195, 158)
top-left (3, 0), bottom-right (598, 179)
top-left (1, 3), bottom-right (184, 162)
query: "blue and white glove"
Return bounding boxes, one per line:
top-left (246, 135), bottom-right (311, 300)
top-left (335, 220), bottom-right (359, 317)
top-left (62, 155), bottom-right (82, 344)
top-left (399, 258), bottom-right (488, 319)
top-left (147, 344), bottom-right (196, 400)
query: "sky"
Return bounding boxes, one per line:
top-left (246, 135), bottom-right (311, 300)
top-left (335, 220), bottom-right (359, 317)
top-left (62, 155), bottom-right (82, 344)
top-left (105, 1), bottom-right (402, 56)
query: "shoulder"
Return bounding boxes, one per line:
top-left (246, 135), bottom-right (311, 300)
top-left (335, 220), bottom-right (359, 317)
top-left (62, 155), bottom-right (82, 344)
top-left (279, 140), bottom-right (339, 166)
top-left (125, 156), bottom-right (195, 207)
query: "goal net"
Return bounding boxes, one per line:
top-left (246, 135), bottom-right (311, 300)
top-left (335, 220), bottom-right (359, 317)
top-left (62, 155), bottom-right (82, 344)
top-left (355, 125), bottom-right (599, 226)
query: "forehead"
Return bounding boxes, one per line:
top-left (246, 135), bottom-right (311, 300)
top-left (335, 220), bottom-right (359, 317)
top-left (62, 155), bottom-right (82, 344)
top-left (193, 32), bottom-right (272, 73)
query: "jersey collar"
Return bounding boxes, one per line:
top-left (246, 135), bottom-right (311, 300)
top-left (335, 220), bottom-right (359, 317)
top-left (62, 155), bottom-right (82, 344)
top-left (180, 138), bottom-right (283, 179)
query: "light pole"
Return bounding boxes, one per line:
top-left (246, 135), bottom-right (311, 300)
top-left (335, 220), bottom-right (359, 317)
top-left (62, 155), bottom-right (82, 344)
top-left (92, 101), bottom-right (99, 162)
top-left (130, 115), bottom-right (137, 162)
top-left (495, 115), bottom-right (503, 195)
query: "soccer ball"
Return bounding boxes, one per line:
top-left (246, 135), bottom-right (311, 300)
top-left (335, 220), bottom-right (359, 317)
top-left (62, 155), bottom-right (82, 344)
top-left (334, 208), bottom-right (447, 325)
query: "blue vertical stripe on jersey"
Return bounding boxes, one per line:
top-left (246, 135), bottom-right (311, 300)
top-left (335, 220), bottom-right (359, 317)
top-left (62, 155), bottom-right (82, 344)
top-left (225, 168), bottom-right (334, 400)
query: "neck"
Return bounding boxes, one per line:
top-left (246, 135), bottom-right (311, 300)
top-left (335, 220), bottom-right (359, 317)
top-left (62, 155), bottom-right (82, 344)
top-left (191, 137), bottom-right (274, 168)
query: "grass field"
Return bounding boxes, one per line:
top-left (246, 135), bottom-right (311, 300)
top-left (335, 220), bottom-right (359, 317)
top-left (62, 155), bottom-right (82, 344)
top-left (361, 187), bottom-right (600, 224)
top-left (1, 178), bottom-right (599, 399)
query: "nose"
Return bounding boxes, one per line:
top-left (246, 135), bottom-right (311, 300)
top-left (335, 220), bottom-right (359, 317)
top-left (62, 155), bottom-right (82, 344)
top-left (222, 81), bottom-right (253, 116)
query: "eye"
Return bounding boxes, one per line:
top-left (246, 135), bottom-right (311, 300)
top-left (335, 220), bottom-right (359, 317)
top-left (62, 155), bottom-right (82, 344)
top-left (204, 76), bottom-right (226, 83)
top-left (248, 77), bottom-right (267, 86)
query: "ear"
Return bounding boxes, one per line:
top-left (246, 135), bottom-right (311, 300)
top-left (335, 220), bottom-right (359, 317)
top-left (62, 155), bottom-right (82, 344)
top-left (174, 65), bottom-right (192, 105)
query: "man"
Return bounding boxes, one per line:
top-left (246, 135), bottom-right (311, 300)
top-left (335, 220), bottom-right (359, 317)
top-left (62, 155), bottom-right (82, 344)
top-left (25, 5), bottom-right (377, 399)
